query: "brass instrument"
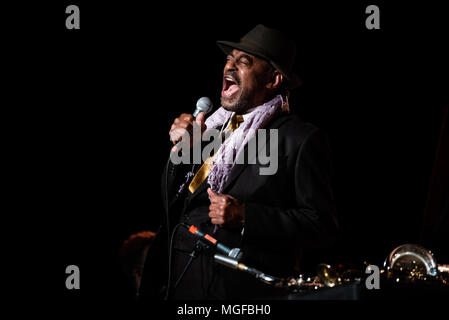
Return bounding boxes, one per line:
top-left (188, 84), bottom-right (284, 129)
top-left (316, 263), bottom-right (362, 288)
top-left (314, 244), bottom-right (449, 288)
top-left (383, 244), bottom-right (448, 285)
top-left (215, 243), bottom-right (448, 291)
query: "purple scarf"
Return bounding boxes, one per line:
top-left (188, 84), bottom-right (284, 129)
top-left (206, 94), bottom-right (288, 193)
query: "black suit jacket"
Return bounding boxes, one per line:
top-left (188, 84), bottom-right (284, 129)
top-left (142, 113), bottom-right (338, 299)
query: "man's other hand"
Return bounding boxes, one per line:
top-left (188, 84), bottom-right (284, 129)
top-left (207, 188), bottom-right (245, 229)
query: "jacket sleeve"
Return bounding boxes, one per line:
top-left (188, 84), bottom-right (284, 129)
top-left (241, 128), bottom-right (339, 250)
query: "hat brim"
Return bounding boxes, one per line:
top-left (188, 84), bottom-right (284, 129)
top-left (217, 40), bottom-right (302, 89)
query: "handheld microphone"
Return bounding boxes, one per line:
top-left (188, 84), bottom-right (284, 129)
top-left (182, 223), bottom-right (243, 260)
top-left (214, 254), bottom-right (282, 286)
top-left (193, 96), bottom-right (213, 117)
top-left (172, 97), bottom-right (213, 149)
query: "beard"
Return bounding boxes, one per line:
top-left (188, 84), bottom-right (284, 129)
top-left (220, 87), bottom-right (255, 114)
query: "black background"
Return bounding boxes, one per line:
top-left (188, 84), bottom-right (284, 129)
top-left (9, 0), bottom-right (448, 308)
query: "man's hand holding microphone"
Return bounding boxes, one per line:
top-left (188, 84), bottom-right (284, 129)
top-left (169, 112), bottom-right (206, 153)
top-left (168, 97), bottom-right (212, 153)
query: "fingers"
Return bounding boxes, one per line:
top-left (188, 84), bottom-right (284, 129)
top-left (208, 189), bottom-right (224, 225)
top-left (180, 113), bottom-right (194, 122)
top-left (169, 127), bottom-right (188, 143)
top-left (208, 188), bottom-right (232, 226)
top-left (208, 189), bottom-right (244, 228)
top-left (195, 112), bottom-right (205, 123)
top-left (208, 206), bottom-right (225, 226)
top-left (209, 202), bottom-right (224, 213)
top-left (195, 112), bottom-right (206, 132)
top-left (169, 114), bottom-right (194, 137)
top-left (170, 118), bottom-right (192, 136)
top-left (210, 217), bottom-right (224, 225)
top-left (208, 190), bottom-right (225, 205)
top-left (207, 188), bottom-right (216, 198)
top-left (169, 113), bottom-right (206, 152)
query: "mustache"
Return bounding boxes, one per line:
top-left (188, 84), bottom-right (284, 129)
top-left (224, 71), bottom-right (241, 85)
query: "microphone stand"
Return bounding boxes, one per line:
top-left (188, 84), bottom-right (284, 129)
top-left (173, 239), bottom-right (210, 289)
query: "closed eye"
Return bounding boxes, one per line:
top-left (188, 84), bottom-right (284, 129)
top-left (237, 55), bottom-right (252, 66)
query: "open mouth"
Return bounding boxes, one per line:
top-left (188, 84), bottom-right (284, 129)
top-left (221, 75), bottom-right (240, 98)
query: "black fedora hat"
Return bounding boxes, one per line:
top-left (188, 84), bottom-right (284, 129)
top-left (217, 24), bottom-right (302, 89)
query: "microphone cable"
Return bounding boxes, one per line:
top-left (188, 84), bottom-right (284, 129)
top-left (164, 221), bottom-right (183, 300)
top-left (163, 154), bottom-right (172, 300)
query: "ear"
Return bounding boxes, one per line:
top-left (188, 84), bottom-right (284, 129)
top-left (266, 70), bottom-right (283, 90)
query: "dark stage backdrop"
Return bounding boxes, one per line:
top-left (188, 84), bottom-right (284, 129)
top-left (11, 1), bottom-right (447, 304)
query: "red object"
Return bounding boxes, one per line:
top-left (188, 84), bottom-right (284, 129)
top-left (189, 225), bottom-right (198, 234)
top-left (204, 234), bottom-right (217, 244)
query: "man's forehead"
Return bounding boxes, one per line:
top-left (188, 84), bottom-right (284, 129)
top-left (227, 49), bottom-right (271, 68)
top-left (228, 49), bottom-right (257, 59)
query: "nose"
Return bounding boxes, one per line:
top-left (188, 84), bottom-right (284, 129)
top-left (224, 57), bottom-right (237, 74)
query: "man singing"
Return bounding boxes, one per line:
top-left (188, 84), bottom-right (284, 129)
top-left (140, 24), bottom-right (338, 299)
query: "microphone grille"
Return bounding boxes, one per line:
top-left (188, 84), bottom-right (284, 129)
top-left (196, 97), bottom-right (213, 115)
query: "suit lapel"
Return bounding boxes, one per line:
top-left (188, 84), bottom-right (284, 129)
top-left (220, 140), bottom-right (254, 192)
top-left (185, 114), bottom-right (292, 202)
top-left (220, 115), bottom-right (291, 192)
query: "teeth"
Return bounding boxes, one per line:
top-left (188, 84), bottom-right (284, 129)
top-left (225, 76), bottom-right (235, 82)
